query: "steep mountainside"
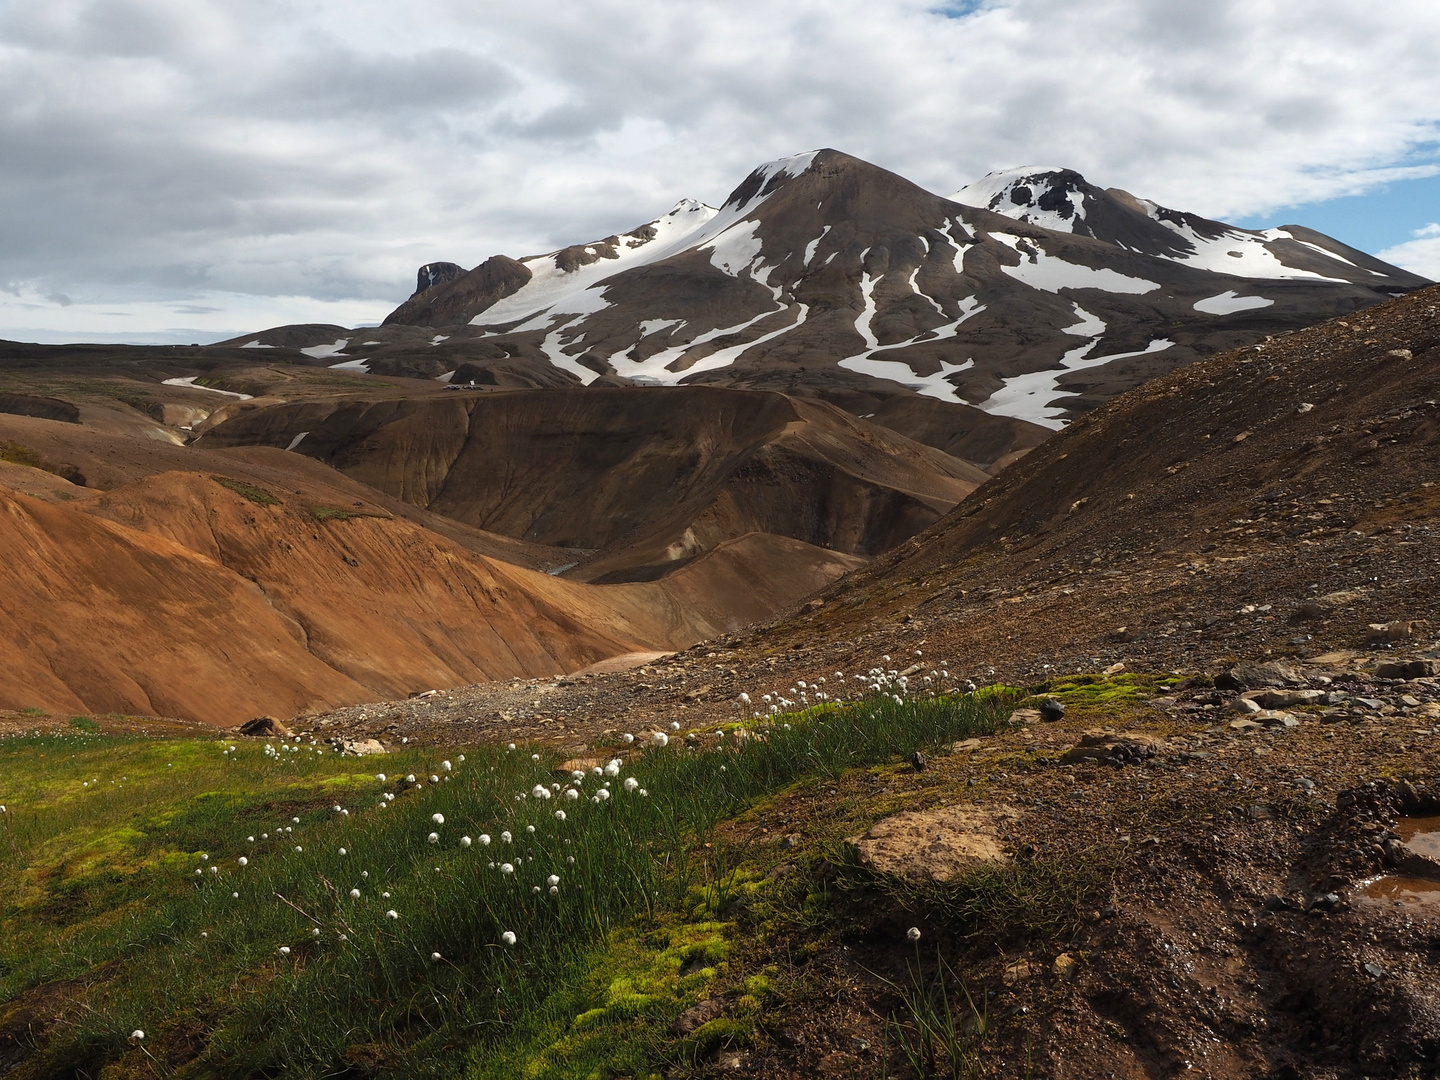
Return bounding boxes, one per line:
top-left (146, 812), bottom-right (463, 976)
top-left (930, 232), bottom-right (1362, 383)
top-left (195, 386), bottom-right (984, 583)
top-left (258, 149), bottom-right (1424, 440)
top-left (721, 283), bottom-right (1440, 683)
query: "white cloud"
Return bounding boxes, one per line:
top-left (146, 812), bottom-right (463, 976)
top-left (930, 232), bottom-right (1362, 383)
top-left (1, 0), bottom-right (1439, 337)
top-left (1378, 222), bottom-right (1440, 281)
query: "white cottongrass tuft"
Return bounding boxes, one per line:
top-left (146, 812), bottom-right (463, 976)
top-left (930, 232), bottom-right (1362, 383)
top-left (442, 760), bottom-right (452, 771)
top-left (479, 834), bottom-right (491, 845)
top-left (500, 862), bottom-right (514, 874)
top-left (526, 824), bottom-right (536, 833)
top-left (431, 952), bottom-right (442, 961)
top-left (279, 946), bottom-right (291, 955)
top-left (500, 831), bottom-right (512, 843)
top-left (604, 759), bottom-right (621, 777)
top-left (669, 721), bottom-right (680, 731)
top-left (501, 931), bottom-right (516, 945)
top-left (237, 857), bottom-right (248, 866)
top-left (349, 888), bottom-right (361, 898)
top-left (428, 832), bottom-right (439, 843)
top-left (651, 732), bottom-right (669, 748)
top-left (375, 774), bottom-right (386, 782)
top-left (338, 848), bottom-right (347, 856)
top-left (129, 1030), bottom-right (144, 1042)
top-left (532, 784), bottom-right (552, 800)
top-left (564, 788), bottom-right (579, 800)
top-left (555, 810), bottom-right (566, 821)
top-left (907, 927), bottom-right (922, 942)
top-left (432, 813), bottom-right (445, 824)
top-left (623, 777), bottom-right (639, 792)
top-left (386, 909), bottom-right (399, 919)
top-left (460, 836), bottom-right (472, 847)
top-left (531, 754), bottom-right (540, 762)
top-left (622, 733), bottom-right (634, 744)
top-left (547, 874), bottom-right (560, 886)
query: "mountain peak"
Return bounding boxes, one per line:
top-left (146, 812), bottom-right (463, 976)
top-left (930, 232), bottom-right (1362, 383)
top-left (952, 166), bottom-right (1097, 231)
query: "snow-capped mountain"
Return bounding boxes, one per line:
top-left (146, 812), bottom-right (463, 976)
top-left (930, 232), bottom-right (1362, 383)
top-left (239, 150), bottom-right (1427, 434)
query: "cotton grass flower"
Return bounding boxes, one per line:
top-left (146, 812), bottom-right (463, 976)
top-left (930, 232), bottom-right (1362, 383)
top-left (386, 909), bottom-right (399, 919)
top-left (442, 760), bottom-right (452, 771)
top-left (623, 777), bottom-right (639, 792)
top-left (129, 1030), bottom-right (144, 1043)
top-left (431, 951), bottom-right (442, 961)
top-left (501, 931), bottom-right (516, 945)
top-left (237, 857), bottom-right (248, 866)
top-left (604, 759), bottom-right (621, 777)
top-left (427, 832), bottom-right (439, 843)
top-left (432, 813), bottom-right (445, 824)
top-left (338, 848), bottom-right (347, 856)
top-left (555, 810), bottom-right (566, 821)
top-left (651, 732), bottom-right (668, 748)
top-left (547, 875), bottom-right (560, 886)
top-left (565, 788), bottom-right (579, 800)
top-left (531, 785), bottom-right (552, 800)
top-left (500, 863), bottom-right (514, 874)
top-left (500, 831), bottom-right (512, 843)
top-left (907, 927), bottom-right (922, 942)
top-left (460, 835), bottom-right (472, 847)
top-left (621, 733), bottom-right (634, 744)
top-left (669, 721), bottom-right (680, 731)
top-left (278, 946), bottom-right (291, 955)
top-left (479, 834), bottom-right (492, 846)
top-left (349, 888), bottom-right (361, 898)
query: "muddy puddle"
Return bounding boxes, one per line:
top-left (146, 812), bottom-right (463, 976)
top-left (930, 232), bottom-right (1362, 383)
top-left (1358, 816), bottom-right (1440, 910)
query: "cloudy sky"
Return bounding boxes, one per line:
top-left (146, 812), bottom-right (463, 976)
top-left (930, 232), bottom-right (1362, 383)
top-left (2, 0), bottom-right (1438, 343)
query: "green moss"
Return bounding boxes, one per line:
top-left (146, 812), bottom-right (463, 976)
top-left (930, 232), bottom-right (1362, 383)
top-left (212, 476), bottom-right (281, 506)
top-left (469, 920), bottom-right (735, 1080)
top-left (1030, 672), bottom-right (1181, 716)
top-left (307, 505), bottom-right (355, 522)
top-left (0, 441), bottom-right (43, 468)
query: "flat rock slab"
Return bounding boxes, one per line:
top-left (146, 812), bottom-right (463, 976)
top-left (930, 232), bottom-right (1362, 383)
top-left (849, 804), bottom-right (1020, 883)
top-left (1061, 731), bottom-right (1171, 765)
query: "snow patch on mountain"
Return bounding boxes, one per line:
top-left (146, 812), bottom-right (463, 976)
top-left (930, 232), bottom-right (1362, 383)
top-left (327, 356), bottom-right (372, 372)
top-left (840, 354), bottom-right (975, 403)
top-left (804, 225), bottom-right (832, 265)
top-left (638, 319), bottom-right (683, 338)
top-left (1061, 304), bottom-right (1106, 337)
top-left (618, 306), bottom-right (796, 384)
top-left (1193, 291), bottom-right (1275, 315)
top-left (1139, 212), bottom-right (1348, 281)
top-left (539, 318), bottom-right (600, 385)
top-left (979, 338), bottom-right (1173, 428)
top-left (705, 220), bottom-right (764, 275)
top-left (991, 236), bottom-right (1160, 294)
top-left (471, 200), bottom-right (719, 329)
top-left (301, 338), bottom-right (349, 359)
top-left (952, 167), bottom-right (1084, 232)
top-left (160, 376), bottom-right (254, 400)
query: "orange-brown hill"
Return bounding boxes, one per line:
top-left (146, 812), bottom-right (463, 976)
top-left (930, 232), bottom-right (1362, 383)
top-left (195, 385), bottom-right (985, 582)
top-left (0, 467), bottom-right (861, 726)
top-left (709, 283), bottom-right (1440, 688)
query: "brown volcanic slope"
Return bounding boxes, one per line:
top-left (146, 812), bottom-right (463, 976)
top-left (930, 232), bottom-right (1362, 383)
top-left (0, 464), bottom-right (860, 725)
top-left (717, 282), bottom-right (1440, 687)
top-left (195, 385), bottom-right (985, 582)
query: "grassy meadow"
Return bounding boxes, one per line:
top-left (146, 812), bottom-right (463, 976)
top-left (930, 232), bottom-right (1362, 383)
top-left (1, 685), bottom-right (1024, 1079)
